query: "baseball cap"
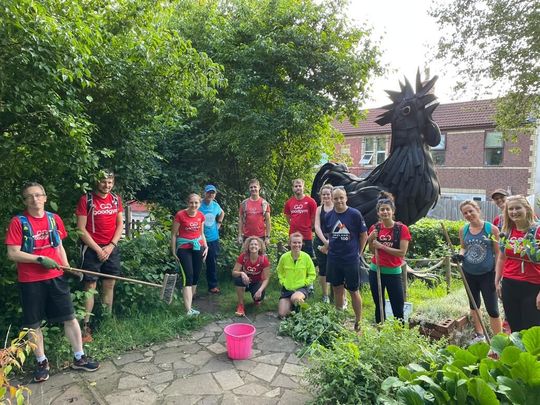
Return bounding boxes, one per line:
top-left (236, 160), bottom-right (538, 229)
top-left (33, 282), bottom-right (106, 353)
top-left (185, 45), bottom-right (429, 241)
top-left (491, 188), bottom-right (508, 198)
top-left (204, 184), bottom-right (217, 193)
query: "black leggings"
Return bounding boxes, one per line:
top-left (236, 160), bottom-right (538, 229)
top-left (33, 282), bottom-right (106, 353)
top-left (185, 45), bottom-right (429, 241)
top-left (369, 271), bottom-right (404, 323)
top-left (464, 271), bottom-right (500, 318)
top-left (177, 248), bottom-right (203, 287)
top-left (501, 277), bottom-right (540, 332)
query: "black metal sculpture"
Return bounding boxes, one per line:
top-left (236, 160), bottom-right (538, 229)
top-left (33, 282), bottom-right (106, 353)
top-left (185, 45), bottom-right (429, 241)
top-left (311, 71), bottom-right (441, 228)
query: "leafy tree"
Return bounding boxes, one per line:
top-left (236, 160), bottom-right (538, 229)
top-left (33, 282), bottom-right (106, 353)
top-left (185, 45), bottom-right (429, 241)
top-left (430, 0), bottom-right (539, 130)
top-left (141, 0), bottom-right (383, 211)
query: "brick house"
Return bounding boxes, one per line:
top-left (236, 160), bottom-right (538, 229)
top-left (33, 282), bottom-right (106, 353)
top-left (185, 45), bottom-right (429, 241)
top-left (332, 99), bottom-right (538, 201)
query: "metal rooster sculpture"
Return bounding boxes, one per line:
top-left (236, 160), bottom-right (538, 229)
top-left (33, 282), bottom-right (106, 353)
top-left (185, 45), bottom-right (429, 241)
top-left (311, 71), bottom-right (441, 228)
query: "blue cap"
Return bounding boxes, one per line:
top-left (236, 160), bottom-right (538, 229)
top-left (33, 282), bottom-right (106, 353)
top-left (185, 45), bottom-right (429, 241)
top-left (204, 184), bottom-right (217, 193)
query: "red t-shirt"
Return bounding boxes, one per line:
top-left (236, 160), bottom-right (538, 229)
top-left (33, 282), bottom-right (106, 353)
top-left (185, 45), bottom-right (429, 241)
top-left (5, 211), bottom-right (67, 282)
top-left (75, 193), bottom-right (123, 245)
top-left (236, 253), bottom-right (270, 283)
top-left (493, 214), bottom-right (502, 229)
top-left (503, 227), bottom-right (540, 284)
top-left (369, 222), bottom-right (412, 268)
top-left (283, 196), bottom-right (317, 240)
top-left (240, 198), bottom-right (270, 238)
top-left (174, 210), bottom-right (205, 249)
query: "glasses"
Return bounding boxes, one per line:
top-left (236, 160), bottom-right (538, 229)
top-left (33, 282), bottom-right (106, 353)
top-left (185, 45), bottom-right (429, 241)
top-left (24, 193), bottom-right (46, 200)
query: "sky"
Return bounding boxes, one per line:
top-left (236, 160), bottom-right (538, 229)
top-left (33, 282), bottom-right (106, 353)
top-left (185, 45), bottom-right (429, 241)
top-left (346, 0), bottom-right (493, 108)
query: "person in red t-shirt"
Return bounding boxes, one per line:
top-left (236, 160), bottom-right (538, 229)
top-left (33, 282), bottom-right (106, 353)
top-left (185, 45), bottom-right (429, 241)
top-left (76, 171), bottom-right (123, 342)
top-left (171, 193), bottom-right (208, 316)
top-left (238, 179), bottom-right (271, 246)
top-left (284, 178), bottom-right (317, 293)
top-left (6, 182), bottom-right (99, 382)
top-left (367, 192), bottom-right (411, 323)
top-left (491, 188), bottom-right (508, 230)
top-left (495, 195), bottom-right (540, 332)
top-left (231, 237), bottom-right (271, 316)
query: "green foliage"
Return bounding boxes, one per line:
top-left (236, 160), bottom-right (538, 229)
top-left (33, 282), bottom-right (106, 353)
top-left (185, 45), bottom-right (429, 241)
top-left (382, 326), bottom-right (540, 404)
top-left (408, 218), bottom-right (463, 258)
top-left (1, 330), bottom-right (34, 404)
top-left (305, 321), bottom-right (445, 404)
top-left (430, 0), bottom-right (539, 131)
top-left (279, 303), bottom-right (349, 349)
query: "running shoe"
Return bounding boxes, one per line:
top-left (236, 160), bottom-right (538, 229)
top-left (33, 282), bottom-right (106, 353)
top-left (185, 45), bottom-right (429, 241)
top-left (34, 359), bottom-right (50, 382)
top-left (342, 298), bottom-right (348, 310)
top-left (209, 287), bottom-right (220, 294)
top-left (71, 355), bottom-right (99, 372)
top-left (322, 295), bottom-right (330, 304)
top-left (186, 308), bottom-right (200, 317)
top-left (235, 303), bottom-right (245, 316)
top-left (253, 300), bottom-right (262, 306)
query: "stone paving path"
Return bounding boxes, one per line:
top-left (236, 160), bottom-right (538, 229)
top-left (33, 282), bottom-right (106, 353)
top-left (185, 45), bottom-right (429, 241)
top-left (29, 312), bottom-right (313, 404)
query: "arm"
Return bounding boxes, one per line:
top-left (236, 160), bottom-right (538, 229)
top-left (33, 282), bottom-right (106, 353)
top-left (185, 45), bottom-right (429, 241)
top-left (314, 206), bottom-right (327, 243)
top-left (276, 257), bottom-right (285, 286)
top-left (495, 251), bottom-right (505, 298)
top-left (367, 226), bottom-right (378, 252)
top-left (7, 245), bottom-right (64, 269)
top-left (237, 205), bottom-right (244, 244)
top-left (232, 261), bottom-right (250, 285)
top-left (201, 220), bottom-right (208, 260)
top-left (305, 257), bottom-right (317, 286)
top-left (171, 221), bottom-right (180, 259)
top-left (264, 210), bottom-right (271, 246)
top-left (359, 231), bottom-right (367, 254)
top-left (101, 211), bottom-right (124, 259)
top-left (217, 209), bottom-right (224, 231)
top-left (372, 239), bottom-right (410, 258)
top-left (254, 266), bottom-right (271, 299)
top-left (492, 226), bottom-right (500, 264)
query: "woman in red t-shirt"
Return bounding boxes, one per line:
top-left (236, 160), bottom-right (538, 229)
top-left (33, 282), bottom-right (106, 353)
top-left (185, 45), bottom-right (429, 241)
top-left (171, 193), bottom-right (207, 317)
top-left (367, 192), bottom-right (411, 323)
top-left (495, 195), bottom-right (540, 331)
top-left (231, 237), bottom-right (271, 316)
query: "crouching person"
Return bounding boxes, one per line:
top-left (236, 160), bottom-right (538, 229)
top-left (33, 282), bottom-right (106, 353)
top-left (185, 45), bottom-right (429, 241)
top-left (277, 232), bottom-right (316, 319)
top-left (232, 237), bottom-right (270, 316)
top-left (5, 182), bottom-right (99, 383)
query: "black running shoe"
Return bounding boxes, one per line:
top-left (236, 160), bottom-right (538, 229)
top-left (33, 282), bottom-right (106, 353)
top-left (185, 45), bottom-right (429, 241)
top-left (34, 359), bottom-right (50, 382)
top-left (71, 355), bottom-right (99, 372)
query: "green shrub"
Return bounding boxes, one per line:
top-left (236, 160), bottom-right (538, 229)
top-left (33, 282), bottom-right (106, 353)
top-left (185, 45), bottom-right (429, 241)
top-left (303, 321), bottom-right (444, 404)
top-left (382, 326), bottom-right (540, 404)
top-left (408, 218), bottom-right (463, 258)
top-left (410, 287), bottom-right (470, 324)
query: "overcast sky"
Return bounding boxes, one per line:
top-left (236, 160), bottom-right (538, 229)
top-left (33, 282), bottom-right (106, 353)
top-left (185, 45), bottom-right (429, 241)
top-left (347, 0), bottom-right (494, 108)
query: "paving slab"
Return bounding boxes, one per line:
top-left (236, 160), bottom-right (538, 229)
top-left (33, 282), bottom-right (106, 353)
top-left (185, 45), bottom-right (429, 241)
top-left (250, 363), bottom-right (278, 382)
top-left (213, 369), bottom-right (244, 390)
top-left (113, 352), bottom-right (144, 366)
top-left (163, 373), bottom-right (222, 396)
top-left (105, 386), bottom-right (157, 405)
top-left (232, 382), bottom-right (268, 396)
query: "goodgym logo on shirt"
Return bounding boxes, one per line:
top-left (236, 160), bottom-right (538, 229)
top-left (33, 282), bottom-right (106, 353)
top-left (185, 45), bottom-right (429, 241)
top-left (290, 203), bottom-right (308, 214)
top-left (94, 202), bottom-right (118, 216)
top-left (185, 221), bottom-right (200, 232)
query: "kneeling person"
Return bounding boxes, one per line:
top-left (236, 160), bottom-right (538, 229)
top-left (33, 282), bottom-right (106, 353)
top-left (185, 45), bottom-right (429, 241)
top-left (277, 233), bottom-right (316, 318)
top-left (232, 237), bottom-right (270, 316)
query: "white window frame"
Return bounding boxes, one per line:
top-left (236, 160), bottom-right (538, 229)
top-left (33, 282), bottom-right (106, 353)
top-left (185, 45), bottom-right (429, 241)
top-left (360, 137), bottom-right (386, 167)
top-left (484, 131), bottom-right (504, 166)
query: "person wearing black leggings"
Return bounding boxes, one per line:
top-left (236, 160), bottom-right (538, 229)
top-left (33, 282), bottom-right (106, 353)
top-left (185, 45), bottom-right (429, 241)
top-left (495, 195), bottom-right (540, 332)
top-left (367, 192), bottom-right (411, 323)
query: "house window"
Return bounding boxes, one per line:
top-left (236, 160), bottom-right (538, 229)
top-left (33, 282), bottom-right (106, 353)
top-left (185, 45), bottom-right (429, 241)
top-left (360, 137), bottom-right (386, 166)
top-left (485, 131), bottom-right (503, 166)
top-left (430, 133), bottom-right (446, 165)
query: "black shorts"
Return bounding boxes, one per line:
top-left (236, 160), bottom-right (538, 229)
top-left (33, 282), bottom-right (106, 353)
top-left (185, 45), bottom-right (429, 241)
top-left (233, 276), bottom-right (265, 302)
top-left (464, 271), bottom-right (500, 318)
top-left (280, 287), bottom-right (308, 300)
top-left (327, 259), bottom-right (360, 291)
top-left (19, 277), bottom-right (75, 329)
top-left (313, 237), bottom-right (327, 275)
top-left (80, 244), bottom-right (121, 282)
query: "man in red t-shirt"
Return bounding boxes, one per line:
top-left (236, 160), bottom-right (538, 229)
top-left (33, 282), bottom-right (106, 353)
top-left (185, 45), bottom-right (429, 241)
top-left (5, 182), bottom-right (99, 382)
top-left (238, 179), bottom-right (271, 247)
top-left (76, 171), bottom-right (123, 341)
top-left (283, 178), bottom-right (317, 257)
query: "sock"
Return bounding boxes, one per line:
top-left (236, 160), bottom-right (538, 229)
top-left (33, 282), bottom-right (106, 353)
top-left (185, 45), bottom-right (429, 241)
top-left (36, 355), bottom-right (47, 363)
top-left (74, 351), bottom-right (84, 360)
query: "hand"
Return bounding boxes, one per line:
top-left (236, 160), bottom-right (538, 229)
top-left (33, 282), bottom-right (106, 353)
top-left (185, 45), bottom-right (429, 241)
top-left (372, 240), bottom-right (384, 250)
top-left (202, 245), bottom-right (209, 260)
top-left (317, 244), bottom-right (328, 254)
top-left (38, 257), bottom-right (60, 270)
top-left (241, 273), bottom-right (250, 285)
top-left (368, 230), bottom-right (378, 242)
top-left (451, 254), bottom-right (465, 264)
top-left (237, 236), bottom-right (244, 245)
top-left (536, 291), bottom-right (540, 310)
top-left (264, 238), bottom-right (270, 247)
top-left (254, 289), bottom-right (262, 300)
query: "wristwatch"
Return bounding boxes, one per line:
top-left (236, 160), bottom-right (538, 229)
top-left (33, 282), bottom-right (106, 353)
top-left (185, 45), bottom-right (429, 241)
top-left (37, 256), bottom-right (43, 264)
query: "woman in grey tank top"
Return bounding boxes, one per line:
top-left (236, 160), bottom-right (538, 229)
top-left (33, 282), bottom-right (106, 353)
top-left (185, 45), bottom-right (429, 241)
top-left (456, 200), bottom-right (503, 343)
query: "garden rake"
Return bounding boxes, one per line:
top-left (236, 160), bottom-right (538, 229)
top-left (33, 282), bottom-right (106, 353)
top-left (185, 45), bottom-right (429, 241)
top-left (440, 223), bottom-right (491, 344)
top-left (60, 265), bottom-right (177, 304)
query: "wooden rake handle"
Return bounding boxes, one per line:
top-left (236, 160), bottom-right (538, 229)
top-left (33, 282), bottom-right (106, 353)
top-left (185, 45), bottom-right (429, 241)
top-left (60, 265), bottom-right (162, 288)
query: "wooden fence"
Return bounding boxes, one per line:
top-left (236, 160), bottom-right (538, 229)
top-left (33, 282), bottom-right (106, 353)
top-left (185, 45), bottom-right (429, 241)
top-left (427, 199), bottom-right (499, 221)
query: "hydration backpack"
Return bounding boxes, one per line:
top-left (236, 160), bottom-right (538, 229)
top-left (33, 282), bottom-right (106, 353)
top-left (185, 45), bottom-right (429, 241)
top-left (375, 221), bottom-right (403, 249)
top-left (17, 212), bottom-right (61, 253)
top-left (86, 192), bottom-right (119, 233)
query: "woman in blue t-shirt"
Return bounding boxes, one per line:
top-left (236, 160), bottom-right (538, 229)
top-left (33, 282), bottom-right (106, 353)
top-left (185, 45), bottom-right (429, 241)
top-left (456, 200), bottom-right (502, 343)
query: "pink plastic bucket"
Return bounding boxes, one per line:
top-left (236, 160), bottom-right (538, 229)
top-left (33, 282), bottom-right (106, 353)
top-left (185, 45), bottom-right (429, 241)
top-left (224, 323), bottom-right (256, 360)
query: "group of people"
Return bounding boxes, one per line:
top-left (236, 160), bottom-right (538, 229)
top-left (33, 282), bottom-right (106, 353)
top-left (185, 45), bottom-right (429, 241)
top-left (7, 172), bottom-right (540, 384)
top-left (454, 189), bottom-right (540, 342)
top-left (172, 178), bottom-right (412, 333)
